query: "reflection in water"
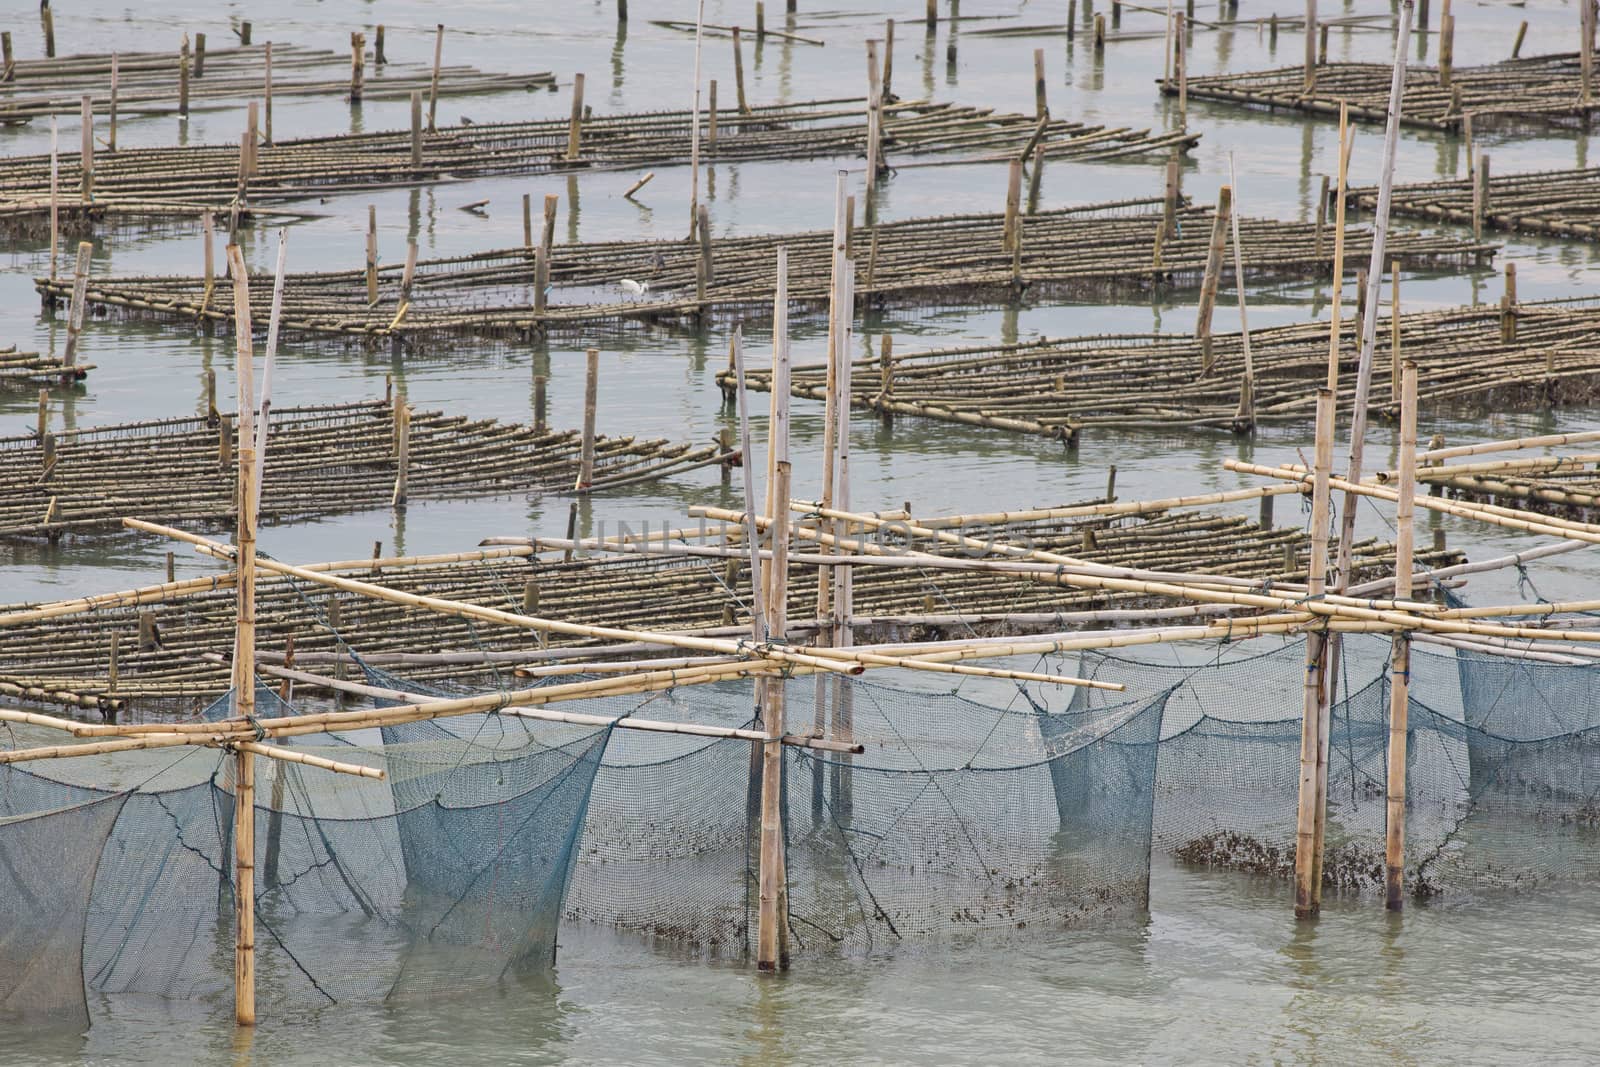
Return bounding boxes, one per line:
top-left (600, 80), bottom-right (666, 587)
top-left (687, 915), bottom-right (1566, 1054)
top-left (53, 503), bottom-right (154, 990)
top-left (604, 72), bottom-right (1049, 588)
top-left (390, 501), bottom-right (407, 558)
top-left (611, 17), bottom-right (627, 104)
top-left (1278, 918), bottom-right (1326, 1061)
top-left (567, 173), bottom-right (581, 244)
top-left (743, 975), bottom-right (791, 1067)
top-left (407, 187), bottom-right (421, 243)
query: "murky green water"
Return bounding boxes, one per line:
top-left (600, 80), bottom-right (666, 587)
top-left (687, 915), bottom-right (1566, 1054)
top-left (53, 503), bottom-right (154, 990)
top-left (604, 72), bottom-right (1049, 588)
top-left (4, 2), bottom-right (1600, 1062)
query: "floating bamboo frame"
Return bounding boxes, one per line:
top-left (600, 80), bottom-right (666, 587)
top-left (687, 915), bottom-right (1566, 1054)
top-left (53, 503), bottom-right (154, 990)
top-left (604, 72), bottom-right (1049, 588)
top-left (0, 400), bottom-right (730, 540)
top-left (1349, 164), bottom-right (1600, 243)
top-left (728, 297), bottom-right (1597, 446)
top-left (1169, 52), bottom-right (1600, 133)
top-left (32, 200), bottom-right (1492, 347)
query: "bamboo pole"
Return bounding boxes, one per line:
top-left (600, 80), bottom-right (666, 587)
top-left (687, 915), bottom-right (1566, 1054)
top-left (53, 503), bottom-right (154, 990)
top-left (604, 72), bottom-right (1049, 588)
top-left (566, 72), bottom-right (586, 161)
top-left (733, 26), bottom-right (751, 115)
top-left (49, 116), bottom-right (58, 281)
top-left (818, 173), bottom-right (847, 639)
top-left (1304, 0), bottom-right (1317, 92)
top-left (79, 96), bottom-right (93, 201)
top-left (226, 242), bottom-right (258, 1029)
top-left (575, 347), bottom-right (599, 491)
top-left (179, 34), bottom-right (190, 119)
top-left (1385, 359), bottom-right (1417, 911)
top-left (62, 241), bottom-right (92, 368)
top-left (365, 205), bottom-right (378, 305)
top-left (1293, 387), bottom-right (1335, 919)
top-left (427, 24), bottom-right (444, 133)
top-left (731, 324), bottom-right (767, 639)
top-left (1226, 155), bottom-right (1254, 428)
top-left (689, 0), bottom-right (706, 239)
top-left (757, 459), bottom-right (792, 972)
top-left (1326, 103), bottom-right (1352, 391)
top-left (1195, 184), bottom-right (1232, 376)
top-left (252, 228), bottom-right (288, 519)
top-left (109, 54), bottom-right (118, 152)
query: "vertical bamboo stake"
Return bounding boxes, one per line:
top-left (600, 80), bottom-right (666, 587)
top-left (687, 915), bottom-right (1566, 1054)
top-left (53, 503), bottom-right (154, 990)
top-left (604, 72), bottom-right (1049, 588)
top-left (522, 194), bottom-right (533, 250)
top-left (765, 248), bottom-right (790, 524)
top-left (427, 24), bottom-right (444, 133)
top-left (817, 175), bottom-right (847, 636)
top-left (757, 458), bottom-right (793, 972)
top-left (1163, 157), bottom-right (1179, 235)
top-left (1439, 0), bottom-right (1454, 89)
top-left (409, 90), bottom-right (422, 168)
top-left (1326, 103), bottom-right (1353, 390)
top-left (734, 26), bottom-right (751, 114)
top-left (1389, 260), bottom-right (1401, 401)
top-left (48, 117), bottom-right (58, 280)
top-left (365, 205), bottom-right (378, 305)
top-left (1195, 185), bottom-right (1232, 376)
top-left (179, 34), bottom-right (190, 119)
top-left (349, 31), bottom-right (365, 103)
top-left (882, 18), bottom-right (895, 100)
top-left (1583, 0), bottom-right (1595, 106)
top-left (1227, 156), bottom-right (1254, 428)
top-left (708, 80), bottom-right (719, 151)
top-left (1294, 387), bottom-right (1335, 919)
top-left (1034, 48), bottom-right (1048, 118)
top-left (1511, 20), bottom-right (1527, 59)
top-left (42, 4), bottom-right (55, 59)
top-left (79, 96), bottom-right (93, 202)
top-left (1503, 261), bottom-right (1518, 342)
top-left (566, 72), bottom-right (586, 161)
top-left (203, 210), bottom-right (215, 288)
top-left (1002, 158), bottom-right (1023, 252)
top-left (63, 242), bottom-right (92, 367)
top-left (689, 0), bottom-right (706, 239)
top-left (1175, 13), bottom-right (1187, 125)
top-left (245, 102), bottom-right (259, 178)
top-left (226, 242), bottom-right (258, 1029)
top-left (264, 42), bottom-right (274, 146)
top-left (195, 32), bottom-right (207, 78)
top-left (575, 347), bottom-right (599, 491)
top-left (1, 32), bottom-right (12, 83)
top-left (865, 41), bottom-right (883, 205)
top-left (109, 54), bottom-right (118, 153)
top-left (375, 24), bottom-right (386, 64)
top-left (831, 264), bottom-right (856, 819)
top-left (697, 203), bottom-right (715, 284)
top-left (1472, 152), bottom-right (1490, 239)
top-left (392, 402), bottom-right (411, 508)
top-left (1384, 359), bottom-right (1417, 911)
top-left (731, 325), bottom-right (767, 640)
top-left (252, 229), bottom-right (287, 519)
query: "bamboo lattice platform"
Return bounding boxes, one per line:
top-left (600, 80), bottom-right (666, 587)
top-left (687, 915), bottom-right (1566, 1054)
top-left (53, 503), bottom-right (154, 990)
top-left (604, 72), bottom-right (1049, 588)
top-left (0, 506), bottom-right (1460, 713)
top-left (34, 200), bottom-right (1495, 347)
top-left (0, 42), bottom-right (552, 122)
top-left (0, 344), bottom-right (90, 389)
top-left (1348, 165), bottom-right (1600, 242)
top-left (724, 298), bottom-right (1597, 443)
top-left (0, 400), bottom-right (727, 541)
top-left (0, 98), bottom-right (1199, 229)
top-left (1164, 53), bottom-right (1600, 132)
top-left (1420, 460), bottom-right (1600, 523)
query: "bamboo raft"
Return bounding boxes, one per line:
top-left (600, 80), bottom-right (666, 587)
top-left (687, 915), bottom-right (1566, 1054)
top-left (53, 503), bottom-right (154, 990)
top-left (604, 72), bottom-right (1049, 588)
top-left (0, 41), bottom-right (552, 122)
top-left (0, 505), bottom-right (1460, 713)
top-left (0, 344), bottom-right (90, 389)
top-left (724, 297), bottom-right (1596, 443)
top-left (1165, 53), bottom-right (1600, 133)
top-left (34, 200), bottom-right (1494, 347)
top-left (1348, 165), bottom-right (1600, 243)
top-left (0, 98), bottom-right (1198, 232)
top-left (0, 400), bottom-right (726, 541)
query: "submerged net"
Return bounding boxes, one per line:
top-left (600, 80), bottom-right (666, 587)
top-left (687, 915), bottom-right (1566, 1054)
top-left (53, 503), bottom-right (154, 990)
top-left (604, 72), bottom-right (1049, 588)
top-left (7, 629), bottom-right (1600, 1027)
top-left (0, 687), bottom-right (608, 1028)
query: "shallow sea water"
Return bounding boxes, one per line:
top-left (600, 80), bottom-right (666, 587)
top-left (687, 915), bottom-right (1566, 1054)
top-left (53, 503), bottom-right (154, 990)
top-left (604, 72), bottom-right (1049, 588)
top-left (3, 2), bottom-right (1600, 1062)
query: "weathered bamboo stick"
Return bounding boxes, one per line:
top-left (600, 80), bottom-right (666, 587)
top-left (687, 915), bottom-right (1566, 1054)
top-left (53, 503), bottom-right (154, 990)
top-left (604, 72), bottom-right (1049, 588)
top-left (1294, 387), bottom-right (1334, 919)
top-left (49, 116), bottom-right (58, 280)
top-left (62, 241), bottom-right (93, 367)
top-left (566, 72), bottom-right (585, 161)
top-left (427, 24), bottom-right (443, 133)
top-left (757, 458), bottom-right (791, 972)
top-left (1195, 184), bottom-right (1232, 376)
top-left (575, 347), bottom-right (599, 491)
top-left (1384, 359), bottom-right (1416, 912)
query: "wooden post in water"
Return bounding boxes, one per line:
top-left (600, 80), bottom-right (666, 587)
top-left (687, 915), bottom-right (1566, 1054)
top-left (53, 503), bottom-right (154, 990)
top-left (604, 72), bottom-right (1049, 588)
top-left (1002, 158), bottom-right (1023, 253)
top-left (427, 24), bottom-right (444, 133)
top-left (203, 209), bottom-right (216, 288)
top-left (1175, 13), bottom-right (1187, 125)
top-left (1502, 261), bottom-right (1518, 342)
top-left (734, 26), bottom-right (752, 114)
top-left (375, 24), bottom-right (386, 64)
top-left (392, 402), bottom-right (411, 509)
top-left (1195, 185), bottom-right (1232, 376)
top-left (1384, 359), bottom-right (1417, 912)
top-left (697, 204), bottom-right (715, 286)
top-left (755, 458), bottom-right (793, 971)
top-left (1304, 0), bottom-right (1316, 91)
top-left (575, 347), bottom-right (599, 491)
top-left (1293, 387), bottom-right (1335, 919)
top-left (365, 205), bottom-right (378, 305)
top-left (1, 32), bottom-right (12, 83)
top-left (1326, 103), bottom-right (1352, 390)
top-left (1034, 48), bottom-right (1048, 117)
top-left (865, 41), bottom-right (883, 205)
top-left (409, 90), bottom-right (422, 168)
top-left (48, 117), bottom-right (58, 280)
top-left (1227, 156), bottom-right (1254, 429)
top-left (708, 80), bottom-right (719, 151)
top-left (1511, 20), bottom-right (1527, 59)
top-left (42, 3), bottom-right (55, 59)
top-left (689, 0), bottom-right (706, 239)
top-left (108, 54), bottom-right (118, 152)
top-left (349, 31), bottom-right (365, 103)
top-left (245, 102), bottom-right (259, 178)
top-left (817, 173), bottom-right (847, 652)
top-left (1472, 152), bottom-right (1490, 239)
top-left (882, 19), bottom-right (895, 100)
top-left (179, 34), bottom-right (190, 119)
top-left (1389, 260), bottom-right (1401, 401)
top-left (79, 96), bottom-right (93, 202)
top-left (194, 32), bottom-right (207, 79)
top-left (1094, 13), bottom-right (1106, 50)
top-left (36, 389), bottom-right (47, 440)
top-left (566, 72), bottom-right (586, 161)
top-left (1583, 0), bottom-right (1595, 105)
top-left (226, 242), bottom-right (259, 1028)
top-left (264, 42), bottom-right (274, 145)
top-left (1439, 0), bottom-right (1453, 89)
top-left (63, 242), bottom-right (92, 367)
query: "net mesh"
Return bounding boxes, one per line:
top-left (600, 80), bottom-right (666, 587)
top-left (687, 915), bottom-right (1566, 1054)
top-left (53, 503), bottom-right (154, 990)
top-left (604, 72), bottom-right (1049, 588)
top-left (6, 629), bottom-right (1600, 1027)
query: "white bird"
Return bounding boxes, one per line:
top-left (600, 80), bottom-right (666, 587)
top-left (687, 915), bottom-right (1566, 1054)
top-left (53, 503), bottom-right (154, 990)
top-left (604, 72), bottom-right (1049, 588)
top-left (619, 279), bottom-right (650, 297)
